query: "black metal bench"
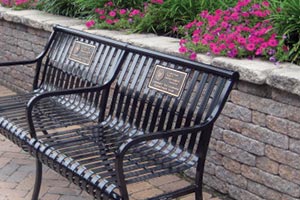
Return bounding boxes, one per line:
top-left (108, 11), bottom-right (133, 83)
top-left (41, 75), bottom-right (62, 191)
top-left (0, 25), bottom-right (239, 200)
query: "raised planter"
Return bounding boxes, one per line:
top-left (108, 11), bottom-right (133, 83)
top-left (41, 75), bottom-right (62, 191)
top-left (1, 6), bottom-right (300, 200)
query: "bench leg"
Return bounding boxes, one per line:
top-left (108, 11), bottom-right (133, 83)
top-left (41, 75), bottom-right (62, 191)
top-left (31, 159), bottom-right (43, 200)
top-left (195, 187), bottom-right (203, 200)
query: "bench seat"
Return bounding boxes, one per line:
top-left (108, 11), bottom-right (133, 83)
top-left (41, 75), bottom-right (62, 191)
top-left (29, 117), bottom-right (199, 199)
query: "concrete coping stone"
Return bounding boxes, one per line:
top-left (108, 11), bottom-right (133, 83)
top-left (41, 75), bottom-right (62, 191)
top-left (1, 6), bottom-right (300, 96)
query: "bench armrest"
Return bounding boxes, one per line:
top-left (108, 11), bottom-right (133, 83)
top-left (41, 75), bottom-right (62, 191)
top-left (25, 83), bottom-right (111, 138)
top-left (116, 123), bottom-right (210, 157)
top-left (114, 122), bottom-right (213, 189)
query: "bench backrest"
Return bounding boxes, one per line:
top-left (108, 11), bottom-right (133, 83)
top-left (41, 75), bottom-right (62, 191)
top-left (107, 45), bottom-right (238, 153)
top-left (38, 26), bottom-right (127, 90)
top-left (34, 26), bottom-right (127, 119)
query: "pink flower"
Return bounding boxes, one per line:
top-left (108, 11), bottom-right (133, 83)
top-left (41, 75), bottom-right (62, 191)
top-left (185, 20), bottom-right (196, 29)
top-left (96, 9), bottom-right (105, 15)
top-left (95, 8), bottom-right (101, 13)
top-left (268, 39), bottom-right (278, 47)
top-left (179, 46), bottom-right (187, 53)
top-left (246, 43), bottom-right (256, 51)
top-left (203, 34), bottom-right (214, 41)
top-left (192, 36), bottom-right (200, 44)
top-left (106, 19), bottom-right (114, 25)
top-left (179, 39), bottom-right (187, 46)
top-left (212, 47), bottom-right (221, 55)
top-left (228, 43), bottom-right (236, 49)
top-left (15, 0), bottom-right (29, 5)
top-left (241, 12), bottom-right (250, 17)
top-left (201, 39), bottom-right (208, 45)
top-left (221, 21), bottom-right (229, 28)
top-left (229, 48), bottom-right (238, 57)
top-left (130, 9), bottom-right (141, 17)
top-left (252, 3), bottom-right (260, 10)
top-left (255, 48), bottom-right (263, 55)
top-left (261, 42), bottom-right (268, 49)
top-left (172, 26), bottom-right (178, 32)
top-left (219, 34), bottom-right (226, 41)
top-left (262, 1), bottom-right (270, 7)
top-left (215, 9), bottom-right (223, 15)
top-left (219, 43), bottom-right (226, 50)
top-left (200, 10), bottom-right (209, 18)
top-left (85, 20), bottom-right (95, 28)
top-left (119, 9), bottom-right (127, 15)
top-left (193, 29), bottom-right (201, 36)
top-left (109, 10), bottom-right (116, 17)
top-left (99, 15), bottom-right (106, 20)
top-left (237, 37), bottom-right (246, 45)
top-left (151, 0), bottom-right (164, 4)
top-left (189, 52), bottom-right (197, 60)
top-left (196, 21), bottom-right (203, 27)
top-left (105, 1), bottom-right (114, 7)
top-left (230, 12), bottom-right (239, 21)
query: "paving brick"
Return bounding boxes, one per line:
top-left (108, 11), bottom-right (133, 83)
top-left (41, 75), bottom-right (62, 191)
top-left (159, 179), bottom-right (190, 193)
top-left (48, 187), bottom-right (81, 196)
top-left (127, 182), bottom-right (153, 193)
top-left (131, 188), bottom-right (164, 200)
top-left (41, 193), bottom-right (60, 200)
top-left (148, 175), bottom-right (180, 187)
top-left (0, 181), bottom-right (17, 189)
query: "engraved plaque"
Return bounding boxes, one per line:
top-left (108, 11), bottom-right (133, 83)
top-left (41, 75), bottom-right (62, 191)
top-left (69, 41), bottom-right (96, 65)
top-left (149, 65), bottom-right (187, 97)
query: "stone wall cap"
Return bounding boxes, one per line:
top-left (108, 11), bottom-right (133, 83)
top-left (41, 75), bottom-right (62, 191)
top-left (212, 57), bottom-right (278, 84)
top-left (0, 6), bottom-right (300, 96)
top-left (266, 63), bottom-right (300, 96)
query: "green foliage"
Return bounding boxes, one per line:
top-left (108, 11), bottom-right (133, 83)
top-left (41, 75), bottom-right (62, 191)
top-left (270, 0), bottom-right (300, 64)
top-left (36, 0), bottom-right (104, 18)
top-left (112, 0), bottom-right (145, 9)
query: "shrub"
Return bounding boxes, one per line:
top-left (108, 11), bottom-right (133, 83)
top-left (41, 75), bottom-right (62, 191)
top-left (36, 0), bottom-right (104, 18)
top-left (179, 0), bottom-right (288, 62)
top-left (112, 0), bottom-right (146, 9)
top-left (270, 0), bottom-right (300, 64)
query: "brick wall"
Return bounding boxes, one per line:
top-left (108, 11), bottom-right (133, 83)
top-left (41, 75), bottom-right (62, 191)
top-left (0, 20), bottom-right (50, 92)
top-left (1, 19), bottom-right (300, 200)
top-left (205, 81), bottom-right (300, 200)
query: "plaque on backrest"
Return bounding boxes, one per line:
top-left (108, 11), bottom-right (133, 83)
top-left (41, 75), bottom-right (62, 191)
top-left (149, 65), bottom-right (187, 97)
top-left (69, 41), bottom-right (96, 65)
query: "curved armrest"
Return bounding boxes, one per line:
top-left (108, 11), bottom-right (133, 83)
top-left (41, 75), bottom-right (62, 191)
top-left (25, 83), bottom-right (111, 138)
top-left (114, 122), bottom-right (213, 194)
top-left (116, 123), bottom-right (210, 158)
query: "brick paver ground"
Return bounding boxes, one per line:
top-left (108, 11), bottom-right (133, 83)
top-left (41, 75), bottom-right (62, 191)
top-left (0, 85), bottom-right (227, 200)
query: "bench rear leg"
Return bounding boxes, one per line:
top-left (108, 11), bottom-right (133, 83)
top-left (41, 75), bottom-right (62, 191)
top-left (31, 159), bottom-right (43, 200)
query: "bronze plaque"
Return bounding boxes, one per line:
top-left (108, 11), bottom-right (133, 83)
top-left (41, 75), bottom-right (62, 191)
top-left (149, 65), bottom-right (187, 97)
top-left (69, 41), bottom-right (96, 65)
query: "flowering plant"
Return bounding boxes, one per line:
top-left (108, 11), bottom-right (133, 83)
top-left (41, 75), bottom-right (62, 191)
top-left (179, 0), bottom-right (288, 62)
top-left (0, 0), bottom-right (37, 9)
top-left (86, 1), bottom-right (145, 30)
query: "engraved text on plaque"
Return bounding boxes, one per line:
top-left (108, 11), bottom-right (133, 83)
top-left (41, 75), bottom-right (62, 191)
top-left (149, 65), bottom-right (187, 97)
top-left (69, 41), bottom-right (96, 65)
